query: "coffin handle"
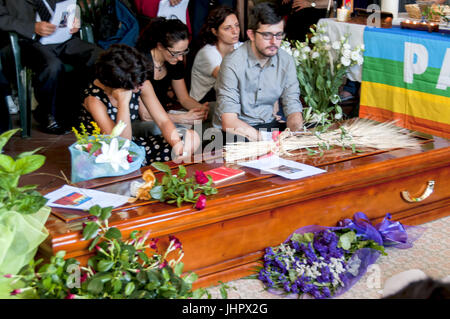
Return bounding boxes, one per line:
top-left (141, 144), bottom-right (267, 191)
top-left (401, 180), bottom-right (435, 203)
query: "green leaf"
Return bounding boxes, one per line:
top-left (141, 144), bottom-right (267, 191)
top-left (150, 185), bottom-right (164, 200)
top-left (151, 162), bottom-right (171, 174)
top-left (0, 128), bottom-right (20, 151)
top-left (174, 262), bottom-right (184, 277)
top-left (183, 272), bottom-right (198, 285)
top-left (97, 260), bottom-right (115, 272)
top-left (100, 206), bottom-right (113, 221)
top-left (89, 205), bottom-right (102, 217)
top-left (0, 154), bottom-right (15, 173)
top-left (104, 227), bottom-right (122, 240)
top-left (187, 188), bottom-right (194, 200)
top-left (124, 282), bottom-right (135, 296)
top-left (176, 196), bottom-right (182, 207)
top-left (89, 142), bottom-right (101, 155)
top-left (14, 154), bottom-right (45, 175)
top-left (82, 222), bottom-right (100, 240)
top-left (338, 230), bottom-right (356, 250)
top-left (87, 277), bottom-right (104, 295)
top-left (16, 148), bottom-right (43, 159)
top-left (177, 165), bottom-right (187, 178)
top-left (88, 235), bottom-right (101, 251)
top-left (111, 278), bottom-right (122, 293)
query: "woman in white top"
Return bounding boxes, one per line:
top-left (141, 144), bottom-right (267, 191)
top-left (190, 6), bottom-right (241, 104)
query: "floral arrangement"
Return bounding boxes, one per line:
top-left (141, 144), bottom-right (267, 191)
top-left (0, 129), bottom-right (51, 297)
top-left (147, 162), bottom-right (218, 210)
top-left (69, 121), bottom-right (145, 183)
top-left (258, 212), bottom-right (420, 299)
top-left (281, 23), bottom-right (364, 129)
top-left (5, 205), bottom-right (206, 299)
top-left (72, 121), bottom-right (136, 172)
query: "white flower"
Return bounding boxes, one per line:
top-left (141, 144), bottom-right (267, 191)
top-left (292, 49), bottom-right (300, 59)
top-left (302, 46), bottom-right (311, 54)
top-left (351, 50), bottom-right (361, 61)
top-left (357, 56), bottom-right (364, 66)
top-left (95, 138), bottom-right (130, 172)
top-left (332, 41), bottom-right (340, 50)
top-left (311, 51), bottom-right (320, 59)
top-left (341, 56), bottom-right (351, 67)
top-left (300, 53), bottom-right (308, 61)
top-left (343, 43), bottom-right (351, 50)
top-left (335, 112), bottom-right (343, 120)
top-left (360, 44), bottom-right (365, 51)
top-left (110, 120), bottom-right (127, 137)
top-left (324, 44), bottom-right (331, 51)
top-left (322, 35), bottom-right (330, 43)
top-left (310, 36), bottom-right (318, 44)
top-left (342, 49), bottom-right (351, 59)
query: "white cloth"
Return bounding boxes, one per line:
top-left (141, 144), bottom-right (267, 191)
top-left (190, 42), bottom-right (242, 101)
top-left (157, 0), bottom-right (190, 25)
top-left (317, 18), bottom-right (366, 82)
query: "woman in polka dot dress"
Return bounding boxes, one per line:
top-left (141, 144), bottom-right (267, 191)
top-left (79, 44), bottom-right (200, 165)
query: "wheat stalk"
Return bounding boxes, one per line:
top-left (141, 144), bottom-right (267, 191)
top-left (224, 119), bottom-right (422, 162)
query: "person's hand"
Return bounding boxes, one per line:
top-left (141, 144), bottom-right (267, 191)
top-left (169, 0), bottom-right (182, 6)
top-left (200, 102), bottom-right (209, 120)
top-left (182, 108), bottom-right (206, 124)
top-left (292, 0), bottom-right (310, 11)
top-left (111, 88), bottom-right (133, 107)
top-left (34, 21), bottom-right (56, 37)
top-left (70, 17), bottom-right (80, 34)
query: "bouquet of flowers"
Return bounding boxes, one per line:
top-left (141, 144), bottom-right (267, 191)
top-left (69, 121), bottom-right (145, 183)
top-left (258, 212), bottom-right (423, 299)
top-left (281, 23), bottom-right (364, 129)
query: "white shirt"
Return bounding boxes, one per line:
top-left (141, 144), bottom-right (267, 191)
top-left (190, 42), bottom-right (242, 101)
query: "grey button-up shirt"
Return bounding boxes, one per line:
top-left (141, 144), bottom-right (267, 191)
top-left (214, 41), bottom-right (302, 128)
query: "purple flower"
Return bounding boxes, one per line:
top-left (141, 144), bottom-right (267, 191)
top-left (303, 243), bottom-right (318, 264)
top-left (10, 289), bottom-right (22, 296)
top-left (322, 287), bottom-right (332, 298)
top-left (310, 286), bottom-right (323, 299)
top-left (150, 238), bottom-right (159, 250)
top-left (283, 281), bottom-right (291, 292)
top-left (65, 293), bottom-right (76, 299)
top-left (195, 194), bottom-right (207, 210)
top-left (159, 260), bottom-right (168, 269)
top-left (194, 171), bottom-right (209, 184)
top-left (3, 274), bottom-right (12, 278)
top-left (169, 235), bottom-right (182, 250)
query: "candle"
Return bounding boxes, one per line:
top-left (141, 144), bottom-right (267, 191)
top-left (337, 7), bottom-right (349, 22)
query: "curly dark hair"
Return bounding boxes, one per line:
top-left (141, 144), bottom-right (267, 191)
top-left (95, 44), bottom-right (151, 90)
top-left (248, 2), bottom-right (283, 31)
top-left (136, 17), bottom-right (189, 53)
top-left (198, 5), bottom-right (237, 47)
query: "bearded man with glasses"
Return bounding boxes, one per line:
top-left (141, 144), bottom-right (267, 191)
top-left (214, 2), bottom-right (303, 143)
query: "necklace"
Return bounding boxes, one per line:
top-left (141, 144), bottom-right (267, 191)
top-left (151, 50), bottom-right (165, 72)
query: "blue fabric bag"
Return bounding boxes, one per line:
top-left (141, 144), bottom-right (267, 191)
top-left (69, 136), bottom-right (145, 183)
top-left (98, 0), bottom-right (139, 49)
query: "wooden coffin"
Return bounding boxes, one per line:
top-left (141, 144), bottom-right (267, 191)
top-left (40, 132), bottom-right (450, 288)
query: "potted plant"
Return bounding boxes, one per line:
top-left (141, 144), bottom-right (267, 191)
top-left (0, 129), bottom-right (51, 297)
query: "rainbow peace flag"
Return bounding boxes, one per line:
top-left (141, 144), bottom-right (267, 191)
top-left (360, 27), bottom-right (450, 138)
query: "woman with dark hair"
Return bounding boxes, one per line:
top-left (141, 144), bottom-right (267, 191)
top-left (79, 44), bottom-right (200, 164)
top-left (190, 5), bottom-right (241, 105)
top-left (136, 17), bottom-right (208, 134)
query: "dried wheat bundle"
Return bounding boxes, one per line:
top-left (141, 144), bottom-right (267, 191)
top-left (224, 119), bottom-right (422, 162)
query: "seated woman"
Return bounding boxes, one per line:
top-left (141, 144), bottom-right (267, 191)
top-left (79, 44), bottom-right (200, 164)
top-left (190, 5), bottom-right (241, 105)
top-left (136, 17), bottom-right (209, 135)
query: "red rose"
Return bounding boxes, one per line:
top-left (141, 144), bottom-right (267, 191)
top-left (195, 194), bottom-right (207, 210)
top-left (194, 171), bottom-right (209, 184)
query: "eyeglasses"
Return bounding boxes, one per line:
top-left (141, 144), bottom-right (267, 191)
top-left (254, 31), bottom-right (285, 40)
top-left (166, 47), bottom-right (190, 57)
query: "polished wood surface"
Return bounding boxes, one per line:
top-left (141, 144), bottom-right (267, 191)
top-left (40, 133), bottom-right (450, 288)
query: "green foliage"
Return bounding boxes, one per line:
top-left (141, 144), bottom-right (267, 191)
top-left (150, 162), bottom-right (218, 208)
top-left (11, 205), bottom-right (207, 299)
top-left (0, 129), bottom-right (48, 215)
top-left (282, 24), bottom-right (364, 132)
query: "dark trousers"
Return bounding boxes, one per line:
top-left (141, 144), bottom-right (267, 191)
top-left (0, 68), bottom-right (10, 133)
top-left (20, 37), bottom-right (102, 126)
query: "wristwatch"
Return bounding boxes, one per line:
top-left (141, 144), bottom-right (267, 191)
top-left (311, 1), bottom-right (316, 7)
